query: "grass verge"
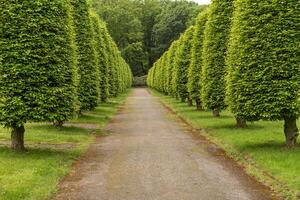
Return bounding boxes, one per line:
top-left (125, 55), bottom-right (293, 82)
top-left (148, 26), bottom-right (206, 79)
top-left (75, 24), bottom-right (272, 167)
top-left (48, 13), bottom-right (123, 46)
top-left (151, 89), bottom-right (300, 200)
top-left (0, 91), bottom-right (130, 200)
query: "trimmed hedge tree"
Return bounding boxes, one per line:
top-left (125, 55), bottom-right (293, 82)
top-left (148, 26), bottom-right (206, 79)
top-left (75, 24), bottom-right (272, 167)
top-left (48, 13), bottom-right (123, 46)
top-left (0, 0), bottom-right (78, 150)
top-left (71, 0), bottom-right (100, 111)
top-left (187, 10), bottom-right (208, 111)
top-left (201, 0), bottom-right (234, 117)
top-left (175, 27), bottom-right (195, 105)
top-left (226, 0), bottom-right (300, 147)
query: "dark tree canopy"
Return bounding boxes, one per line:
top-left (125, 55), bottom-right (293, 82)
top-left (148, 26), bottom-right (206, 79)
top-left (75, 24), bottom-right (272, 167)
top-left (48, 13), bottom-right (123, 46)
top-left (92, 0), bottom-right (207, 76)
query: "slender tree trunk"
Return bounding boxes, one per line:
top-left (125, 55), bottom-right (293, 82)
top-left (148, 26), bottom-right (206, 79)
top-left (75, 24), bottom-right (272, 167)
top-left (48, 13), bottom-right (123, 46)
top-left (235, 116), bottom-right (247, 128)
top-left (11, 125), bottom-right (25, 150)
top-left (187, 98), bottom-right (193, 107)
top-left (195, 98), bottom-right (203, 111)
top-left (212, 108), bottom-right (220, 117)
top-left (284, 116), bottom-right (298, 148)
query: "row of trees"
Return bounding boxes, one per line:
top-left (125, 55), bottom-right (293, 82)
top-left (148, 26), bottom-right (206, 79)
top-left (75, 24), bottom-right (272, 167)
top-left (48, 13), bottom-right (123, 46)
top-left (0, 0), bottom-right (133, 150)
top-left (147, 0), bottom-right (300, 147)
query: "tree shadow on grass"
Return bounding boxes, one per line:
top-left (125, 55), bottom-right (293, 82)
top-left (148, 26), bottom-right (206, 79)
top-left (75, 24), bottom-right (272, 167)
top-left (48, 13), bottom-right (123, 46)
top-left (0, 145), bottom-right (74, 157)
top-left (209, 123), bottom-right (265, 130)
top-left (26, 124), bottom-right (92, 136)
top-left (240, 141), bottom-right (300, 152)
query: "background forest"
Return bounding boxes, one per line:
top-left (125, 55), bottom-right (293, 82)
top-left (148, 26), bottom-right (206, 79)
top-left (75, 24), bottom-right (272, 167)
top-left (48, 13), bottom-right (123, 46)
top-left (92, 0), bottom-right (208, 76)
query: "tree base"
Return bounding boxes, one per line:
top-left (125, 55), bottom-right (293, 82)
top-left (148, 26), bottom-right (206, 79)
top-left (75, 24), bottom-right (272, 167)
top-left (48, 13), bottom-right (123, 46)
top-left (187, 98), bottom-right (193, 107)
top-left (11, 125), bottom-right (25, 151)
top-left (235, 117), bottom-right (247, 128)
top-left (195, 99), bottom-right (203, 111)
top-left (284, 116), bottom-right (298, 148)
top-left (53, 121), bottom-right (64, 127)
top-left (213, 109), bottom-right (220, 117)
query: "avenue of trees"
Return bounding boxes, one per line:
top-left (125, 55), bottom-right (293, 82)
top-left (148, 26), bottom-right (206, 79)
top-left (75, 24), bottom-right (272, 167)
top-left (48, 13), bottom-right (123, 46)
top-left (147, 0), bottom-right (300, 148)
top-left (0, 0), bottom-right (133, 150)
top-left (92, 0), bottom-right (207, 76)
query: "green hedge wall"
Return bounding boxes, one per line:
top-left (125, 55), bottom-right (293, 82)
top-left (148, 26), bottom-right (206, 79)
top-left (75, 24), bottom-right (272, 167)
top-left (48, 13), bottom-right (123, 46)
top-left (0, 0), bottom-right (132, 150)
top-left (201, 0), bottom-right (234, 116)
top-left (187, 10), bottom-right (208, 110)
top-left (71, 0), bottom-right (99, 111)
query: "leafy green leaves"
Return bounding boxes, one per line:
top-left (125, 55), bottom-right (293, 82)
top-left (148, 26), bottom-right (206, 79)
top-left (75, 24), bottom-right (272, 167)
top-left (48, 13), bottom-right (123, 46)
top-left (226, 0), bottom-right (300, 121)
top-left (0, 0), bottom-right (78, 127)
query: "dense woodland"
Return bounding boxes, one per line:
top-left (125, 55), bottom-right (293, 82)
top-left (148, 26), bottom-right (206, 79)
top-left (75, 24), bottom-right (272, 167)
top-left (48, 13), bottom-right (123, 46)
top-left (147, 0), bottom-right (300, 148)
top-left (92, 0), bottom-right (207, 76)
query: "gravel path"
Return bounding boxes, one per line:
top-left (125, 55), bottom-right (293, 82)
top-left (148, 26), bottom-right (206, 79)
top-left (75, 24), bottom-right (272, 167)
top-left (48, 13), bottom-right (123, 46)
top-left (53, 88), bottom-right (276, 200)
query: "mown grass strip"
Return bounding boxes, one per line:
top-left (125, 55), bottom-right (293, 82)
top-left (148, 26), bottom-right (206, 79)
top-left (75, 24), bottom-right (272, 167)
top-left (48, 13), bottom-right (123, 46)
top-left (0, 90), bottom-right (130, 200)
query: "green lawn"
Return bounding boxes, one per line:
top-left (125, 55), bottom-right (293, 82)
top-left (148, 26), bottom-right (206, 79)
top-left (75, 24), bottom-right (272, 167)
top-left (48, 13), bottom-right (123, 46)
top-left (0, 91), bottom-right (130, 200)
top-left (152, 90), bottom-right (300, 200)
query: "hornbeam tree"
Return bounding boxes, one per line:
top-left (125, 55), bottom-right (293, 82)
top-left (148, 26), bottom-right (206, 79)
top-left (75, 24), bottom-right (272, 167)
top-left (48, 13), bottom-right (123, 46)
top-left (201, 0), bottom-right (234, 117)
top-left (98, 23), bottom-right (111, 102)
top-left (226, 0), bottom-right (300, 146)
top-left (170, 41), bottom-right (180, 98)
top-left (175, 27), bottom-right (195, 106)
top-left (187, 10), bottom-right (208, 111)
top-left (0, 0), bottom-right (78, 150)
top-left (71, 0), bottom-right (99, 111)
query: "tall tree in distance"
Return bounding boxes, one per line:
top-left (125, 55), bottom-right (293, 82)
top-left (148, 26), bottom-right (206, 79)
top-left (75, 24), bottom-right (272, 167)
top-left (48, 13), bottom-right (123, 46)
top-left (152, 1), bottom-right (205, 64)
top-left (201, 0), bottom-right (234, 117)
top-left (92, 0), bottom-right (207, 76)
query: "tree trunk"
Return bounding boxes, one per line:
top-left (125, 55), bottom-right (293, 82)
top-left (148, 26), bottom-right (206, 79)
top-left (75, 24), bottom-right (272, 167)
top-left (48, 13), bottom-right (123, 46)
top-left (212, 109), bottom-right (220, 117)
top-left (187, 98), bottom-right (193, 107)
top-left (195, 98), bottom-right (203, 111)
top-left (284, 116), bottom-right (298, 148)
top-left (11, 125), bottom-right (25, 151)
top-left (235, 116), bottom-right (247, 128)
top-left (53, 120), bottom-right (64, 127)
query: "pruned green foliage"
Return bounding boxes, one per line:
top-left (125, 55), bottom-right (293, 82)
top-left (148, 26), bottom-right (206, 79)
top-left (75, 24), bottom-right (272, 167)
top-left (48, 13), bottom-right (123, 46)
top-left (0, 0), bottom-right (79, 150)
top-left (201, 0), bottom-right (234, 114)
top-left (175, 27), bottom-right (195, 102)
top-left (226, 0), bottom-right (300, 146)
top-left (187, 10), bottom-right (208, 109)
top-left (91, 12), bottom-right (109, 102)
top-left (71, 0), bottom-right (99, 111)
top-left (0, 0), bottom-right (78, 127)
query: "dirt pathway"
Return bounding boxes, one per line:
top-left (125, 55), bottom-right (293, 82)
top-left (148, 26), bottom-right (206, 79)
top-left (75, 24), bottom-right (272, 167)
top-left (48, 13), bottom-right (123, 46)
top-left (53, 88), bottom-right (276, 200)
